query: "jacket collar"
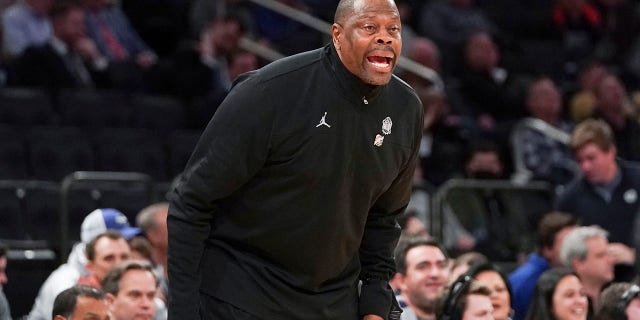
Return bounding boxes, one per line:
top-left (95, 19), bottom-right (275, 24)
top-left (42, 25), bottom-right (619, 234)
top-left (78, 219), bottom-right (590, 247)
top-left (325, 43), bottom-right (384, 105)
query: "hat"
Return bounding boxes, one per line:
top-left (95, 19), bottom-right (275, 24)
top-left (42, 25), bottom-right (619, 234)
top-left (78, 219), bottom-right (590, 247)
top-left (80, 208), bottom-right (142, 243)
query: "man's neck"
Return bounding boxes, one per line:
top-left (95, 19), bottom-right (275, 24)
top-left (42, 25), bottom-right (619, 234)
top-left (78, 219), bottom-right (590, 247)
top-left (583, 280), bottom-right (603, 309)
top-left (405, 300), bottom-right (436, 320)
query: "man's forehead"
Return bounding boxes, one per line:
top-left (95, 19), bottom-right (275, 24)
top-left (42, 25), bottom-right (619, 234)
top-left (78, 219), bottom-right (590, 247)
top-left (352, 0), bottom-right (399, 16)
top-left (407, 245), bottom-right (447, 261)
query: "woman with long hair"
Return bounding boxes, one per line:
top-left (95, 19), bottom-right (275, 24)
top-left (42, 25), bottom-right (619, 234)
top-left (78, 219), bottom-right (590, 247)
top-left (525, 267), bottom-right (589, 320)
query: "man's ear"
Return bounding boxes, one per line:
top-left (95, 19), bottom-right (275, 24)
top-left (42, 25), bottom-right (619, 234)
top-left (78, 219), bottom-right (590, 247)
top-left (571, 258), bottom-right (584, 274)
top-left (541, 245), bottom-right (553, 261)
top-left (332, 23), bottom-right (342, 51)
top-left (394, 273), bottom-right (407, 292)
top-left (54, 315), bottom-right (67, 320)
top-left (106, 292), bottom-right (116, 305)
top-left (85, 261), bottom-right (94, 275)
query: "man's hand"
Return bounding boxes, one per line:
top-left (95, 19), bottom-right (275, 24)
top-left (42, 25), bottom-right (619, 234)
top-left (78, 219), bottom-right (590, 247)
top-left (74, 37), bottom-right (101, 60)
top-left (363, 315), bottom-right (384, 320)
top-left (608, 242), bottom-right (635, 264)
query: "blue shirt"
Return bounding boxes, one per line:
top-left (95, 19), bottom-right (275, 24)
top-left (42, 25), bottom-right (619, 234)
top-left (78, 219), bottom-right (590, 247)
top-left (1, 0), bottom-right (52, 56)
top-left (508, 253), bottom-right (550, 320)
top-left (83, 5), bottom-right (153, 61)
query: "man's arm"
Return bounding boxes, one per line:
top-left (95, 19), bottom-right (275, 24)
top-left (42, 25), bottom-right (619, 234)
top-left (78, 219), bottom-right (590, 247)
top-left (358, 163), bottom-right (415, 319)
top-left (167, 74), bottom-right (272, 319)
top-left (359, 101), bottom-right (422, 319)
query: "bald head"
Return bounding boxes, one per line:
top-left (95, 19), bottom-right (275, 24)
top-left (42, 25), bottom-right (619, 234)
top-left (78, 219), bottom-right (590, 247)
top-left (334, 0), bottom-right (356, 25)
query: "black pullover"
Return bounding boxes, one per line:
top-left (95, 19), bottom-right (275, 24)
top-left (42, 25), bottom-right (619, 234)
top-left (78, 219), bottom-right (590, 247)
top-left (168, 44), bottom-right (423, 319)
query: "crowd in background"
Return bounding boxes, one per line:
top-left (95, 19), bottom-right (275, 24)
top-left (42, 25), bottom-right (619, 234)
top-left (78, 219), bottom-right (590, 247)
top-left (4, 0), bottom-right (640, 181)
top-left (4, 0), bottom-right (640, 319)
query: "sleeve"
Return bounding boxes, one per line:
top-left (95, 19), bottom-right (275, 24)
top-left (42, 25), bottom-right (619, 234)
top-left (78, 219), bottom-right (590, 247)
top-left (358, 97), bottom-right (422, 319)
top-left (112, 7), bottom-right (154, 56)
top-left (167, 74), bottom-right (273, 319)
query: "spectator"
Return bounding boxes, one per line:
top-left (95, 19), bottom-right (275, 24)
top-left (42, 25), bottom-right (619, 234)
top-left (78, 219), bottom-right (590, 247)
top-left (102, 260), bottom-right (158, 320)
top-left (399, 37), bottom-right (441, 88)
top-left (437, 275), bottom-right (494, 320)
top-left (0, 243), bottom-right (9, 320)
top-left (136, 202), bottom-right (169, 299)
top-left (524, 267), bottom-right (589, 320)
top-left (449, 252), bottom-right (489, 284)
top-left (592, 0), bottom-right (640, 70)
top-left (226, 50), bottom-right (258, 83)
top-left (406, 171), bottom-right (475, 252)
top-left (52, 285), bottom-right (108, 320)
top-left (77, 230), bottom-right (131, 289)
top-left (446, 140), bottom-right (531, 261)
top-left (10, 1), bottom-right (110, 91)
top-left (418, 0), bottom-right (496, 75)
top-left (1, 0), bottom-right (53, 58)
top-left (509, 212), bottom-right (578, 320)
top-left (80, 0), bottom-right (155, 67)
top-left (466, 263), bottom-right (514, 320)
top-left (551, 0), bottom-right (603, 85)
top-left (556, 119), bottom-right (640, 280)
top-left (518, 76), bottom-right (577, 185)
top-left (596, 282), bottom-right (640, 320)
top-left (79, 0), bottom-right (156, 92)
top-left (416, 85), bottom-right (469, 187)
top-left (395, 238), bottom-right (450, 320)
top-left (396, 210), bottom-right (429, 240)
top-left (568, 60), bottom-right (607, 122)
top-left (28, 208), bottom-right (141, 320)
top-left (128, 236), bottom-right (153, 262)
top-left (561, 226), bottom-right (614, 309)
top-left (457, 31), bottom-right (527, 139)
top-left (170, 13), bottom-right (249, 128)
top-left (591, 73), bottom-right (640, 161)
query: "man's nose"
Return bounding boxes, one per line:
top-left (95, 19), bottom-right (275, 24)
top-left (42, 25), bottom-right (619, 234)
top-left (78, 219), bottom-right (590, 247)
top-left (376, 33), bottom-right (393, 45)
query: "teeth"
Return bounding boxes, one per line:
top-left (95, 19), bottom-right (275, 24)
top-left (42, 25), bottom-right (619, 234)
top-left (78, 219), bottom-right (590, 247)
top-left (572, 308), bottom-right (584, 315)
top-left (370, 61), bottom-right (389, 68)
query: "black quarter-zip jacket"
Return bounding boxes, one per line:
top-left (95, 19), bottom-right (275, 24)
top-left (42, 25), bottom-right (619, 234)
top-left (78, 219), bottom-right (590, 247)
top-left (168, 44), bottom-right (423, 320)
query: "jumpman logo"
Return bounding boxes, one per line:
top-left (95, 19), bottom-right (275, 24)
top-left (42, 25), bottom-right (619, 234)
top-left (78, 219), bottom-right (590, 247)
top-left (316, 112), bottom-right (331, 128)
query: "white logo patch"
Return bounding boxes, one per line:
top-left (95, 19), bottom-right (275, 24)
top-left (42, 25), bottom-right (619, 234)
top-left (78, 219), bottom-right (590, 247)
top-left (624, 189), bottom-right (638, 204)
top-left (382, 117), bottom-right (392, 135)
top-left (316, 112), bottom-right (331, 128)
top-left (374, 134), bottom-right (384, 147)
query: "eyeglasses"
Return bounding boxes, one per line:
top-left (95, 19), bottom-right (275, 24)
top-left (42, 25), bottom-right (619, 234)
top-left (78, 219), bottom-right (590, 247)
top-left (443, 275), bottom-right (473, 319)
top-left (620, 284), bottom-right (640, 310)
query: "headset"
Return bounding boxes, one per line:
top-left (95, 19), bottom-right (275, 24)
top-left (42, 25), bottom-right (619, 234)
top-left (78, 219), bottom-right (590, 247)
top-left (615, 284), bottom-right (640, 320)
top-left (441, 275), bottom-right (473, 320)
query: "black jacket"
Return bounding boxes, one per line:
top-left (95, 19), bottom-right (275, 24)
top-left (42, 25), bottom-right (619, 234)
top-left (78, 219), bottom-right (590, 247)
top-left (168, 44), bottom-right (422, 319)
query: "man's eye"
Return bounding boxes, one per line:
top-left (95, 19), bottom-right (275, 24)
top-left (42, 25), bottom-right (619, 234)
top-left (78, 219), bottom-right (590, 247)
top-left (363, 25), bottom-right (376, 32)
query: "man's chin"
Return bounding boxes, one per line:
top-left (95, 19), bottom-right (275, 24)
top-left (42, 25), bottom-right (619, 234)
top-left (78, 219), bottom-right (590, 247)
top-left (362, 73), bottom-right (393, 86)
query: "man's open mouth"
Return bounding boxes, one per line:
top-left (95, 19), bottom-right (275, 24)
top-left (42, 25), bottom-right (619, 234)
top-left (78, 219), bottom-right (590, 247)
top-left (366, 55), bottom-right (393, 71)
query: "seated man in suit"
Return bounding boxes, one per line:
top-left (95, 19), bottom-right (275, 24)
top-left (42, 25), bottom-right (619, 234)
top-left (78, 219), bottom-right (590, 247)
top-left (10, 1), bottom-right (110, 91)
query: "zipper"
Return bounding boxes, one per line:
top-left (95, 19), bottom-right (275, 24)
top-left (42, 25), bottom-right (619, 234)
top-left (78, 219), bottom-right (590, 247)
top-left (362, 96), bottom-right (368, 105)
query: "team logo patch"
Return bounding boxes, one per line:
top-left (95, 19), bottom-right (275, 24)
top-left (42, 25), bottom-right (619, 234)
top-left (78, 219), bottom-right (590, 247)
top-left (382, 117), bottom-right (392, 135)
top-left (374, 134), bottom-right (384, 147)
